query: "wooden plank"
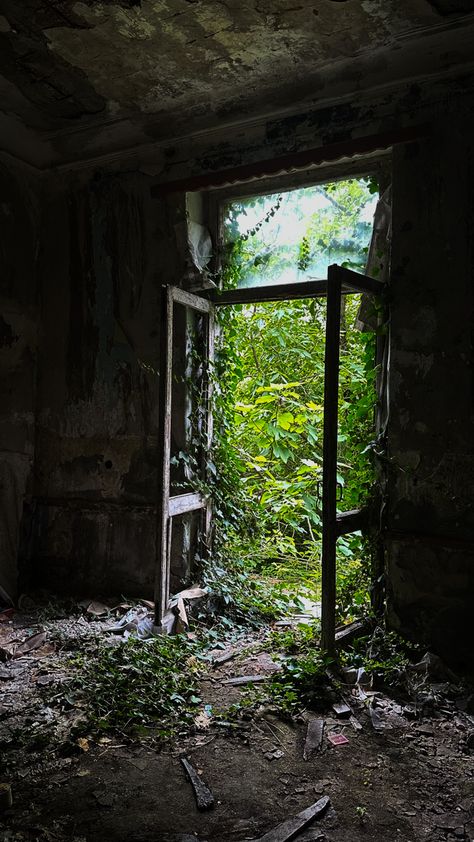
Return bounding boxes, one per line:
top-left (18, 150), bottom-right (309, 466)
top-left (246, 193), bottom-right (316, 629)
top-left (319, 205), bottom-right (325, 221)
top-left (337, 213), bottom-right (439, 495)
top-left (334, 618), bottom-right (368, 647)
top-left (335, 508), bottom-right (368, 536)
top-left (321, 266), bottom-right (341, 655)
top-left (154, 285), bottom-right (174, 626)
top-left (303, 719), bottom-right (324, 760)
top-left (168, 492), bottom-right (206, 517)
top-left (331, 264), bottom-right (384, 296)
top-left (204, 279), bottom-right (328, 306)
top-left (253, 796), bottom-right (330, 842)
top-left (180, 756), bottom-right (214, 811)
top-left (202, 303), bottom-right (215, 557)
top-left (170, 285), bottom-right (212, 313)
top-left (222, 675), bottom-right (267, 686)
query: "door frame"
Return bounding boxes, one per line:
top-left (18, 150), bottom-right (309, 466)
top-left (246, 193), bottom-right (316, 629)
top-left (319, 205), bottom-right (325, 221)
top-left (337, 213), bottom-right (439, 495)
top-left (155, 266), bottom-right (383, 652)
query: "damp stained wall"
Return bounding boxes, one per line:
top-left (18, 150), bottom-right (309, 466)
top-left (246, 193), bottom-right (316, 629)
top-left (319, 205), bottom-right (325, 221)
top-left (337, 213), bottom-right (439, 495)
top-left (32, 172), bottom-right (189, 596)
top-left (386, 120), bottom-right (474, 664)
top-left (0, 156), bottom-right (40, 602)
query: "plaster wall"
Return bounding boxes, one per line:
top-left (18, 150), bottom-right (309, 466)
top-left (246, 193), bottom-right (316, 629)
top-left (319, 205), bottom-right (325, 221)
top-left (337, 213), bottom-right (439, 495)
top-left (32, 172), bottom-right (186, 596)
top-left (0, 156), bottom-right (40, 602)
top-left (386, 122), bottom-right (474, 663)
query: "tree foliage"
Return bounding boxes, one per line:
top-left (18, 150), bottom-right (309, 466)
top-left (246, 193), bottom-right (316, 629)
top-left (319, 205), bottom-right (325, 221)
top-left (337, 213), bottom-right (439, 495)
top-left (211, 177), bottom-right (379, 618)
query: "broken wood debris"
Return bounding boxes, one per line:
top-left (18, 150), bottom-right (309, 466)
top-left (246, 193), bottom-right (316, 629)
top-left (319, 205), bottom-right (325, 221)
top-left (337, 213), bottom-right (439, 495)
top-left (252, 795), bottom-right (330, 842)
top-left (332, 702), bottom-right (351, 719)
top-left (212, 650), bottom-right (236, 667)
top-left (222, 675), bottom-right (267, 686)
top-left (180, 756), bottom-right (214, 811)
top-left (303, 719), bottom-right (324, 760)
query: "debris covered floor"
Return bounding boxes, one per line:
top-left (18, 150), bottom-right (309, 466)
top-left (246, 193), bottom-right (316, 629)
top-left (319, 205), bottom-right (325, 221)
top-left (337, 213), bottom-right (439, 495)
top-left (1, 603), bottom-right (474, 842)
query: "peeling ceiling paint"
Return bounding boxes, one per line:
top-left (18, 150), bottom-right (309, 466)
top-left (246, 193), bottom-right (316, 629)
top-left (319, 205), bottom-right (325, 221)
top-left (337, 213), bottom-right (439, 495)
top-left (0, 0), bottom-right (472, 167)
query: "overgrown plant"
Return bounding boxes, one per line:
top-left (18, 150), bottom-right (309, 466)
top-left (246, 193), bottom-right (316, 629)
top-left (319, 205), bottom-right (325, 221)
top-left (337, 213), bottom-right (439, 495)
top-left (208, 177), bottom-right (380, 611)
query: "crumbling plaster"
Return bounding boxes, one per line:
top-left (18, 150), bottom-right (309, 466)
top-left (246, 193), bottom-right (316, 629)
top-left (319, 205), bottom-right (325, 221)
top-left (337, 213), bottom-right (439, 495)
top-left (0, 2), bottom-right (473, 167)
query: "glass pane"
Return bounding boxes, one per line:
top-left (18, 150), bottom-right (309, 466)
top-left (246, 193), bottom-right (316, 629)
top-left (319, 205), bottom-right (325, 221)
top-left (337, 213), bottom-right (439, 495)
top-left (222, 177), bottom-right (377, 289)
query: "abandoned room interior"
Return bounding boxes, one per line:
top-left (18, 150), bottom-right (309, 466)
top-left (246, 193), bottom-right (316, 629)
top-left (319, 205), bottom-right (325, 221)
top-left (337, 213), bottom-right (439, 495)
top-left (1, 1), bottom-right (474, 840)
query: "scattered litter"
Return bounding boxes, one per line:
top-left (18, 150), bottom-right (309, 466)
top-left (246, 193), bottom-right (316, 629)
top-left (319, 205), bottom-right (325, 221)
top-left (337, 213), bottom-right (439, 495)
top-left (180, 755), bottom-right (214, 811)
top-left (80, 601), bottom-right (110, 617)
top-left (0, 783), bottom-right (12, 810)
top-left (332, 702), bottom-right (351, 719)
top-left (327, 734), bottom-right (349, 747)
top-left (349, 715), bottom-right (363, 731)
top-left (252, 795), bottom-right (330, 841)
top-left (341, 665), bottom-right (371, 690)
top-left (176, 587), bottom-right (208, 601)
top-left (13, 631), bottom-right (47, 657)
top-left (194, 705), bottom-right (213, 730)
top-left (369, 705), bottom-right (391, 731)
top-left (222, 675), bottom-right (267, 686)
top-left (304, 719), bottom-right (324, 760)
top-left (264, 749), bottom-right (284, 761)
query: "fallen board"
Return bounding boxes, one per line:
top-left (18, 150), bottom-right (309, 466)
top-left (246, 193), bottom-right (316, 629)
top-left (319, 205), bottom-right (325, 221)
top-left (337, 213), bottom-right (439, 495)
top-left (180, 756), bottom-right (214, 811)
top-left (303, 719), bottom-right (324, 760)
top-left (252, 796), bottom-right (330, 842)
top-left (222, 675), bottom-right (267, 686)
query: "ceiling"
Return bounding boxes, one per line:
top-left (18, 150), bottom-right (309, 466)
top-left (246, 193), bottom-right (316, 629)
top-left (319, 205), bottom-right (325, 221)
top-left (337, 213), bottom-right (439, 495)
top-left (0, 0), bottom-right (473, 168)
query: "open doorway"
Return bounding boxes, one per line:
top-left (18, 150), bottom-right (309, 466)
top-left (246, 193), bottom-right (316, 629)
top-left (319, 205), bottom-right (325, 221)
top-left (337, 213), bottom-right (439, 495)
top-left (210, 177), bottom-right (379, 630)
top-left (156, 167), bottom-right (388, 654)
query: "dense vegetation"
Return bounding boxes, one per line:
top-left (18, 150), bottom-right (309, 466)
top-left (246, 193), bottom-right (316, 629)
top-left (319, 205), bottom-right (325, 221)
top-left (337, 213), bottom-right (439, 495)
top-left (209, 177), bottom-right (379, 620)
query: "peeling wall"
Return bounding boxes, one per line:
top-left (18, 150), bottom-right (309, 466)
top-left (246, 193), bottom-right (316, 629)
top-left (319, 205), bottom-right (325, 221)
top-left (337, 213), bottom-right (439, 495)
top-left (0, 155), bottom-right (40, 602)
top-left (386, 116), bottom-right (474, 664)
top-left (32, 171), bottom-right (187, 596)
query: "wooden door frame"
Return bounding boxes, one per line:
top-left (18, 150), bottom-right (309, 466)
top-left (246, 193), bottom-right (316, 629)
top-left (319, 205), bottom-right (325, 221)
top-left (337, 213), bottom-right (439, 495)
top-left (155, 266), bottom-right (383, 650)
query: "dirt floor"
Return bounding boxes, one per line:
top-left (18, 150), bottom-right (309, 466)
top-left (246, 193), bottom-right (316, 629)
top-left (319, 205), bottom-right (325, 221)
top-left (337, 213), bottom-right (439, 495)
top-left (1, 601), bottom-right (474, 842)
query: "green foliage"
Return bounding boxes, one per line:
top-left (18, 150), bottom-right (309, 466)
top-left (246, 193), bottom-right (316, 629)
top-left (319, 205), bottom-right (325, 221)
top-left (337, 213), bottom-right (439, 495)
top-left (202, 555), bottom-right (303, 626)
top-left (68, 635), bottom-right (203, 738)
top-left (211, 177), bottom-right (380, 610)
top-left (266, 647), bottom-right (334, 714)
top-left (268, 619), bottom-right (321, 655)
top-left (341, 627), bottom-right (423, 687)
